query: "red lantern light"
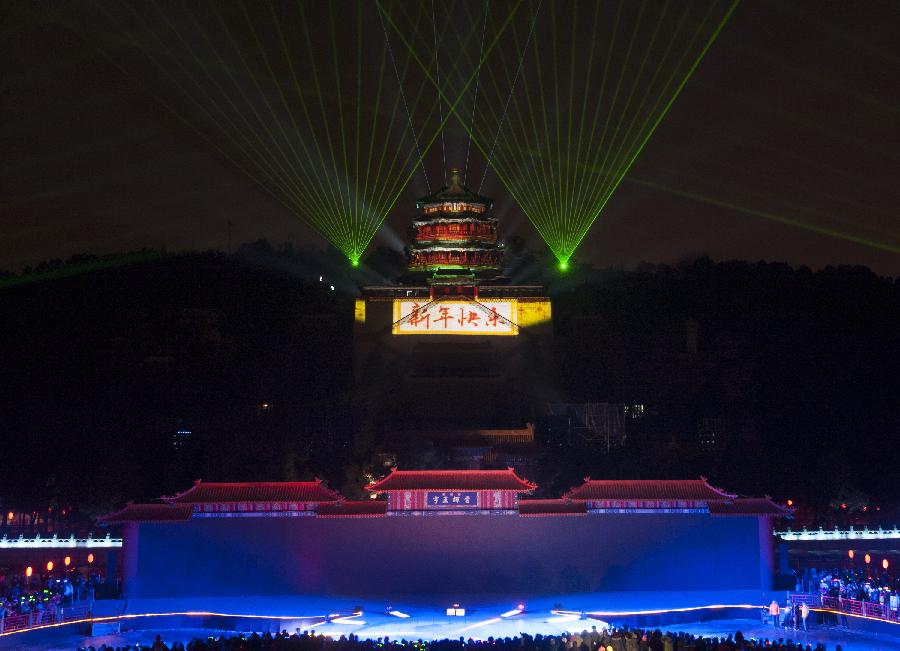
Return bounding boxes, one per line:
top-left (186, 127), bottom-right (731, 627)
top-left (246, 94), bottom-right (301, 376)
top-left (6, 511), bottom-right (12, 521)
top-left (46, 561), bottom-right (54, 572)
top-left (883, 559), bottom-right (889, 570)
top-left (25, 566), bottom-right (33, 577)
top-left (87, 553), bottom-right (94, 564)
top-left (786, 499), bottom-right (793, 507)
top-left (848, 550), bottom-right (854, 559)
top-left (840, 503), bottom-right (847, 509)
top-left (64, 556), bottom-right (71, 567)
top-left (864, 554), bottom-right (871, 565)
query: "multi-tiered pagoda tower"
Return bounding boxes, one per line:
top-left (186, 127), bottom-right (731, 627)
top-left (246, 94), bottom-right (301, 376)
top-left (354, 166), bottom-right (553, 466)
top-left (408, 168), bottom-right (502, 275)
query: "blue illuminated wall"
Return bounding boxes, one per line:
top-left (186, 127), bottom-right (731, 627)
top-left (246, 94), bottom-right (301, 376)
top-left (123, 514), bottom-right (767, 598)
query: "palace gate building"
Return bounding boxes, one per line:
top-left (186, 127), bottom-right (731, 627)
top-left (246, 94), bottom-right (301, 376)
top-left (103, 472), bottom-right (787, 599)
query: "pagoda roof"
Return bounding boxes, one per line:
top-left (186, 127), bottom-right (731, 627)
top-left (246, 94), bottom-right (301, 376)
top-left (161, 479), bottom-right (343, 504)
top-left (563, 478), bottom-right (737, 502)
top-left (708, 497), bottom-right (792, 516)
top-left (366, 468), bottom-right (536, 493)
top-left (316, 501), bottom-right (388, 518)
top-left (518, 499), bottom-right (587, 517)
top-left (100, 503), bottom-right (194, 523)
top-left (416, 169), bottom-right (492, 208)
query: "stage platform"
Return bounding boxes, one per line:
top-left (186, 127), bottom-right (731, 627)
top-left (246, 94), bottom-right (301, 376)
top-left (2, 590), bottom-right (785, 650)
top-left (91, 589), bottom-right (773, 618)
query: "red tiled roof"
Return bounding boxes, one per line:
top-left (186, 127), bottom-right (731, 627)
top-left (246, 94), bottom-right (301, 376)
top-left (162, 480), bottom-right (343, 504)
top-left (518, 499), bottom-right (587, 517)
top-left (100, 503), bottom-right (194, 523)
top-left (316, 501), bottom-right (388, 518)
top-left (708, 498), bottom-right (791, 516)
top-left (366, 468), bottom-right (536, 492)
top-left (563, 478), bottom-right (736, 502)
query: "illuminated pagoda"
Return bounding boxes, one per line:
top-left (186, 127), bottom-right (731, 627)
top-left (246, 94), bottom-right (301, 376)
top-left (353, 166), bottom-right (553, 463)
top-left (408, 167), bottom-right (502, 275)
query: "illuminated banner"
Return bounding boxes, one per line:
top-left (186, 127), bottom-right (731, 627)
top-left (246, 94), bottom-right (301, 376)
top-left (393, 299), bottom-right (518, 335)
top-left (426, 491), bottom-right (478, 509)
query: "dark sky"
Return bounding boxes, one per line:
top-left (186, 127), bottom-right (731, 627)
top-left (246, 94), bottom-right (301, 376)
top-left (3, 0), bottom-right (900, 275)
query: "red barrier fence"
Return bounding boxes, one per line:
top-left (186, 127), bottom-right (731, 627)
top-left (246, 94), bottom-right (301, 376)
top-left (0, 603), bottom-right (90, 634)
top-left (818, 595), bottom-right (900, 623)
top-left (788, 593), bottom-right (820, 605)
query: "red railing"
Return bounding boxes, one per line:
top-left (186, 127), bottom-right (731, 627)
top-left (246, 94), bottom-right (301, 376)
top-left (818, 595), bottom-right (900, 622)
top-left (0, 603), bottom-right (90, 634)
top-left (788, 593), bottom-right (820, 605)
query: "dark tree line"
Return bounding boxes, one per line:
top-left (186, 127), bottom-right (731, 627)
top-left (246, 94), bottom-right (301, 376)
top-left (0, 247), bottom-right (897, 524)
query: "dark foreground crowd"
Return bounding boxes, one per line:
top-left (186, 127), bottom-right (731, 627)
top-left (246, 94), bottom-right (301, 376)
top-left (77, 627), bottom-right (844, 651)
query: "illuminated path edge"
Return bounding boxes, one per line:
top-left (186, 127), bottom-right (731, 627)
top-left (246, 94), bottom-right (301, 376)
top-left (8, 601), bottom-right (900, 640)
top-left (4, 605), bottom-right (900, 640)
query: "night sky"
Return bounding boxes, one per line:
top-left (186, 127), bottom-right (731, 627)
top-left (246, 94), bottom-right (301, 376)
top-left (3, 1), bottom-right (899, 276)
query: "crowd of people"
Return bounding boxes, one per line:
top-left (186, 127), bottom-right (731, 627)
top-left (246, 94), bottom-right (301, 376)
top-left (798, 567), bottom-right (899, 606)
top-left (765, 601), bottom-right (809, 632)
top-left (77, 627), bottom-right (842, 651)
top-left (0, 574), bottom-right (105, 620)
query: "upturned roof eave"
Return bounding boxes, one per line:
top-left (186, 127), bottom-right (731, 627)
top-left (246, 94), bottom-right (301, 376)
top-left (366, 468), bottom-right (537, 493)
top-left (160, 479), bottom-right (343, 504)
top-left (563, 477), bottom-right (739, 502)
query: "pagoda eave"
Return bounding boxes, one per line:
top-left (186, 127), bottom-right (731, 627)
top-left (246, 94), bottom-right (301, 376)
top-left (412, 215), bottom-right (498, 226)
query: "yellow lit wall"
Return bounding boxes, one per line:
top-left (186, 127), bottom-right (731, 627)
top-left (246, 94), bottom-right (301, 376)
top-left (516, 299), bottom-right (552, 327)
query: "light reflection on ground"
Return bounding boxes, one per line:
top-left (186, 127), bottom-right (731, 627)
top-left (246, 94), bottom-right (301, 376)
top-left (3, 595), bottom-right (899, 651)
top-left (3, 615), bottom-right (900, 651)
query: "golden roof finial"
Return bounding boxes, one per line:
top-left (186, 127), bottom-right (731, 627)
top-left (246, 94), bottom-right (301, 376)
top-left (448, 167), bottom-right (462, 190)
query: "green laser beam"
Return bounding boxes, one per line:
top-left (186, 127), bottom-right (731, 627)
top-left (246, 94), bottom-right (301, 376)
top-left (443, 0), bottom-right (739, 263)
top-left (627, 176), bottom-right (900, 255)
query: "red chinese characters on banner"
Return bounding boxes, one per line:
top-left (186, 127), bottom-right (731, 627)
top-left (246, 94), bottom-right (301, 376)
top-left (407, 302), bottom-right (430, 329)
top-left (434, 306), bottom-right (453, 328)
top-left (395, 300), bottom-right (516, 334)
